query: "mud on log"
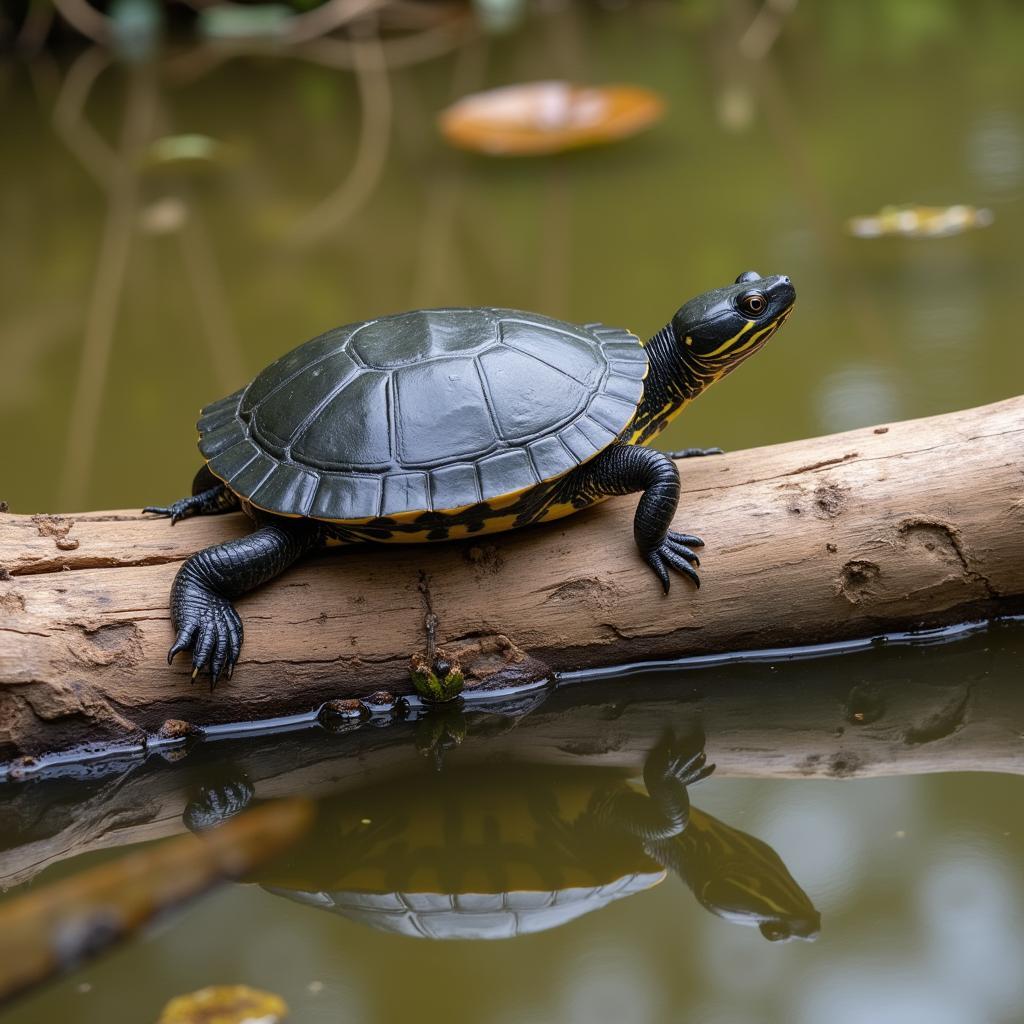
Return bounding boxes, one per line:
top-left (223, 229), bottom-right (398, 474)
top-left (2, 396), bottom-right (1023, 766)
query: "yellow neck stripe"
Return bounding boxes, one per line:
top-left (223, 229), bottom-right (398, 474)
top-left (703, 319), bottom-right (755, 358)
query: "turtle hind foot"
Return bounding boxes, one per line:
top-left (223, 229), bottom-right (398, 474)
top-left (169, 586), bottom-right (243, 687)
top-left (144, 498), bottom-right (196, 526)
top-left (645, 531), bottom-right (704, 593)
top-left (144, 484), bottom-right (237, 525)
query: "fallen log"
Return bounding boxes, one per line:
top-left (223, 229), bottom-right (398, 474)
top-left (2, 395), bottom-right (1023, 767)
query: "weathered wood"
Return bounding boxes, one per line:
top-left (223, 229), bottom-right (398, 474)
top-left (2, 396), bottom-right (1023, 766)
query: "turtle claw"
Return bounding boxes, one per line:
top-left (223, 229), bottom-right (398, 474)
top-left (645, 531), bottom-right (704, 593)
top-left (168, 594), bottom-right (243, 687)
top-left (143, 501), bottom-right (189, 525)
top-left (145, 484), bottom-right (232, 525)
top-left (663, 745), bottom-right (715, 788)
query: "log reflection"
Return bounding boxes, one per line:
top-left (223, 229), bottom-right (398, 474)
top-left (1, 623), bottom-right (1020, 897)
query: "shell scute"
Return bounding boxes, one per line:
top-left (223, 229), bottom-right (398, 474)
top-left (394, 358), bottom-right (498, 465)
top-left (292, 370), bottom-right (391, 470)
top-left (526, 435), bottom-right (577, 480)
top-left (311, 474), bottom-right (382, 520)
top-left (557, 424), bottom-right (597, 462)
top-left (240, 326), bottom-right (352, 416)
top-left (382, 472), bottom-right (431, 516)
top-left (498, 320), bottom-right (603, 387)
top-left (249, 465), bottom-right (319, 518)
top-left (429, 463), bottom-right (482, 510)
top-left (351, 309), bottom-right (496, 368)
top-left (249, 350), bottom-right (359, 454)
top-left (201, 418), bottom-right (247, 458)
top-left (477, 448), bottom-right (539, 501)
top-left (477, 346), bottom-right (589, 442)
top-left (587, 394), bottom-right (639, 434)
top-left (207, 438), bottom-right (262, 483)
top-left (229, 450), bottom-right (278, 497)
top-left (574, 415), bottom-right (618, 450)
top-left (198, 390), bottom-right (243, 433)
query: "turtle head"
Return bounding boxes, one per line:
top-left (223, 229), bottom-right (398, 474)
top-left (670, 271), bottom-right (795, 386)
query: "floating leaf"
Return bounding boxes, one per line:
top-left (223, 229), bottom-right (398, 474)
top-left (847, 204), bottom-right (994, 239)
top-left (157, 985), bottom-right (288, 1024)
top-left (142, 135), bottom-right (236, 172)
top-left (438, 81), bottom-right (666, 156)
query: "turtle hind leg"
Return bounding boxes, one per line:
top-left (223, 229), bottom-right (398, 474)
top-left (144, 465), bottom-right (240, 525)
top-left (169, 519), bottom-right (321, 685)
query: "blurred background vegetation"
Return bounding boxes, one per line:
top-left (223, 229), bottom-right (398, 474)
top-left (1, 0), bottom-right (1022, 513)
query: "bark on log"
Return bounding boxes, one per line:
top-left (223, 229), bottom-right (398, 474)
top-left (2, 395), bottom-right (1023, 767)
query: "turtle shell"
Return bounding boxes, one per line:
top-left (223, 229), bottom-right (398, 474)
top-left (265, 872), bottom-right (664, 941)
top-left (256, 767), bottom-right (666, 941)
top-left (196, 308), bottom-right (647, 520)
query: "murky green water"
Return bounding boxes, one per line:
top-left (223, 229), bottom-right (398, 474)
top-left (2, 1), bottom-right (1023, 1021)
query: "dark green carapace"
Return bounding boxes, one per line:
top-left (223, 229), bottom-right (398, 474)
top-left (200, 308), bottom-right (649, 518)
top-left (146, 273), bottom-right (796, 682)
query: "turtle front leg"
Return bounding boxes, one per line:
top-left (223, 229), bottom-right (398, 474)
top-left (144, 466), bottom-right (240, 524)
top-left (169, 519), bottom-right (321, 684)
top-left (579, 443), bottom-right (703, 593)
top-left (592, 732), bottom-right (714, 842)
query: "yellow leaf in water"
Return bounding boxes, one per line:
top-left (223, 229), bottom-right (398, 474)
top-left (846, 204), bottom-right (994, 239)
top-left (157, 984), bottom-right (288, 1024)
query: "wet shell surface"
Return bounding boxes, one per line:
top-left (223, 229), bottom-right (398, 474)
top-left (197, 307), bottom-right (647, 520)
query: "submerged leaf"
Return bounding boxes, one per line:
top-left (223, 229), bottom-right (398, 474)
top-left (157, 984), bottom-right (288, 1024)
top-left (142, 135), bottom-right (238, 172)
top-left (438, 81), bottom-right (665, 156)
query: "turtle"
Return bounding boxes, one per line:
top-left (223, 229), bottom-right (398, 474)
top-left (188, 734), bottom-right (818, 942)
top-left (146, 271), bottom-right (796, 682)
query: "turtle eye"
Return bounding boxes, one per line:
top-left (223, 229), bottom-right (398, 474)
top-left (738, 292), bottom-right (767, 317)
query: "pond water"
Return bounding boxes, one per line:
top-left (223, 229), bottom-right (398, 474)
top-left (1, 2), bottom-right (1023, 1022)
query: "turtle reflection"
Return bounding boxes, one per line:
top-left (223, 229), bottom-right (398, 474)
top-left (241, 733), bottom-right (820, 942)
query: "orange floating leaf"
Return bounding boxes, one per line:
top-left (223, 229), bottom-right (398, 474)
top-left (438, 81), bottom-right (665, 156)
